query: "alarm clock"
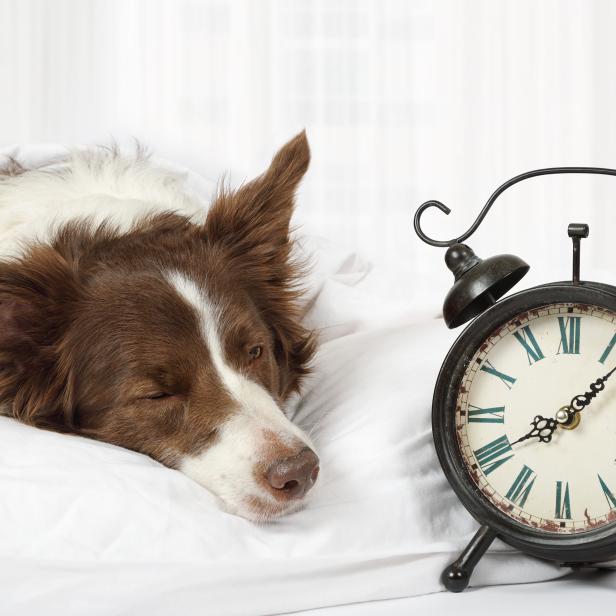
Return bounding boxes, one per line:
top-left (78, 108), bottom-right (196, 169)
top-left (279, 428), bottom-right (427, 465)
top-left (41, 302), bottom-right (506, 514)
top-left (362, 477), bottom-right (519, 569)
top-left (414, 167), bottom-right (616, 592)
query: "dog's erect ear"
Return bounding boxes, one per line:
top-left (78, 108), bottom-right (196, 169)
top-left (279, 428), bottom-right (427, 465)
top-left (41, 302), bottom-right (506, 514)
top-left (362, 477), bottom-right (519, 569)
top-left (204, 131), bottom-right (315, 397)
top-left (204, 130), bottom-right (310, 265)
top-left (0, 246), bottom-right (79, 431)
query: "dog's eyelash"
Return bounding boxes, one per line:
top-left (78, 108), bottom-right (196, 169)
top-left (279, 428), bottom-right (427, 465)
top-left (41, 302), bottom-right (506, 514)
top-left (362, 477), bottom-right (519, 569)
top-left (144, 392), bottom-right (173, 400)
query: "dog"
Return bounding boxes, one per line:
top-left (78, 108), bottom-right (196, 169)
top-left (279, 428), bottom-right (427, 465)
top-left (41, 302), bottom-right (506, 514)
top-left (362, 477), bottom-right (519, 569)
top-left (0, 132), bottom-right (320, 522)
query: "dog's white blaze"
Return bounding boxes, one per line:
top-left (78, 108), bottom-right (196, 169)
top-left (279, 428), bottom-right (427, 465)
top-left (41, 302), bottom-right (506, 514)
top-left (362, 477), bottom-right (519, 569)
top-left (167, 272), bottom-right (314, 519)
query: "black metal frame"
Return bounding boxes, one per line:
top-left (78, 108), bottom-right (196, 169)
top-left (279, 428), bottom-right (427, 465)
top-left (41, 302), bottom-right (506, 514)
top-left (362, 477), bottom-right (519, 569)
top-left (434, 281), bottom-right (616, 590)
top-left (414, 167), bottom-right (616, 248)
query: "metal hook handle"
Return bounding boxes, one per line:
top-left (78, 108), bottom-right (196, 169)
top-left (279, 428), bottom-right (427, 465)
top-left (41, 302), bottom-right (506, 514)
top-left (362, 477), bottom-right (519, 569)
top-left (414, 167), bottom-right (616, 248)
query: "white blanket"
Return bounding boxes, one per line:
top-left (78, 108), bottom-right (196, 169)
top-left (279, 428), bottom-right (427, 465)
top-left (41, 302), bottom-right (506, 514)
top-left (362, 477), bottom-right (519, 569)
top-left (0, 145), bottom-right (602, 616)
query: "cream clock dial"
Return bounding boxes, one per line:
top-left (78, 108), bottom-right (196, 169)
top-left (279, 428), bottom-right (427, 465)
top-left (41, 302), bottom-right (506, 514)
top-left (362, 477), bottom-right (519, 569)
top-left (457, 303), bottom-right (616, 534)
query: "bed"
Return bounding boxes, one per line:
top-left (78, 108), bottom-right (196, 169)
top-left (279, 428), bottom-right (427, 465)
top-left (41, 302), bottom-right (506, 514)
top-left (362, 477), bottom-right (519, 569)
top-left (0, 146), bottom-right (613, 615)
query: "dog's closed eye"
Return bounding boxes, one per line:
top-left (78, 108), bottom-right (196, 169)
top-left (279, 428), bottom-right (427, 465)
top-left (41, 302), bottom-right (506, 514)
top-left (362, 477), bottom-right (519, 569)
top-left (131, 380), bottom-right (184, 403)
top-left (144, 392), bottom-right (174, 400)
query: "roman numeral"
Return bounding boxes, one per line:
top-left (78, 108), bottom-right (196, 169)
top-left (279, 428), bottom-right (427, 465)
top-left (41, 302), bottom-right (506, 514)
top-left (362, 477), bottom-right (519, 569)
top-left (480, 360), bottom-right (516, 389)
top-left (513, 326), bottom-right (544, 365)
top-left (468, 404), bottom-right (505, 424)
top-left (474, 435), bottom-right (514, 476)
top-left (555, 481), bottom-right (572, 519)
top-left (505, 465), bottom-right (536, 508)
top-left (557, 316), bottom-right (581, 355)
top-left (599, 332), bottom-right (616, 364)
top-left (598, 475), bottom-right (616, 509)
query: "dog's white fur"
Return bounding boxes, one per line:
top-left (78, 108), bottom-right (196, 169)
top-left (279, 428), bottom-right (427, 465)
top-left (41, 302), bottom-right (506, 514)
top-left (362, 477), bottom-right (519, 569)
top-left (0, 147), bottom-right (205, 258)
top-left (169, 272), bottom-right (314, 520)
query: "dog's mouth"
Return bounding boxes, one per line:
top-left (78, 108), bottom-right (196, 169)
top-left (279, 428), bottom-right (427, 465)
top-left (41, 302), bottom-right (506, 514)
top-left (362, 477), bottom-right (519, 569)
top-left (179, 419), bottom-right (320, 522)
top-left (184, 453), bottom-right (321, 522)
top-left (239, 493), bottom-right (314, 523)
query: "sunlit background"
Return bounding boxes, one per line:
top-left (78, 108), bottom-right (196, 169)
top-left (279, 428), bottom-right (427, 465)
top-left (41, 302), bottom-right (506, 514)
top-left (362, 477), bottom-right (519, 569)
top-left (2, 0), bottom-right (616, 306)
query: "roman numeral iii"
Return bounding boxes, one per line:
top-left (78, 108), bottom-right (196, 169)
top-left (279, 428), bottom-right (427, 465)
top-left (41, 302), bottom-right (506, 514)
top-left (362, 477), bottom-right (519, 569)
top-left (557, 316), bottom-right (581, 355)
top-left (467, 404), bottom-right (505, 424)
top-left (555, 481), bottom-right (572, 519)
top-left (513, 326), bottom-right (545, 365)
top-left (505, 465), bottom-right (536, 507)
top-left (480, 360), bottom-right (516, 389)
top-left (474, 435), bottom-right (514, 476)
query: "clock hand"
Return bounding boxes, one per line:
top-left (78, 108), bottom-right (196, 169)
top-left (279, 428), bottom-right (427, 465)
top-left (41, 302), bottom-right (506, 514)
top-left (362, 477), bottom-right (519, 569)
top-left (511, 366), bottom-right (616, 446)
top-left (556, 365), bottom-right (616, 427)
top-left (510, 415), bottom-right (558, 446)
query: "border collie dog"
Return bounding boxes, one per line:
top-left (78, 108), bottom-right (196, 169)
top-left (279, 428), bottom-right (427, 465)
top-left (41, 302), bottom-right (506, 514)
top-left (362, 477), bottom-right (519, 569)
top-left (0, 132), bottom-right (320, 521)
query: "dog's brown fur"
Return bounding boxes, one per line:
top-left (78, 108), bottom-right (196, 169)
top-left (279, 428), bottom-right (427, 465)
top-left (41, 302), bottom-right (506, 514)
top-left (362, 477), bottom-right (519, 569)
top-left (0, 132), bottom-right (316, 472)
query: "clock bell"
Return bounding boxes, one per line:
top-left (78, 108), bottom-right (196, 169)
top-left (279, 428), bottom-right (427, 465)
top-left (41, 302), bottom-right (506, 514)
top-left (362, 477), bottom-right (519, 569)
top-left (414, 167), bottom-right (614, 329)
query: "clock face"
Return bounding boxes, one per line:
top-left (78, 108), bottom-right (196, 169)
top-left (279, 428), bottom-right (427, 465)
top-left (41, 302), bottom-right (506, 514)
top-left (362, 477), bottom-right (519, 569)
top-left (457, 302), bottom-right (616, 534)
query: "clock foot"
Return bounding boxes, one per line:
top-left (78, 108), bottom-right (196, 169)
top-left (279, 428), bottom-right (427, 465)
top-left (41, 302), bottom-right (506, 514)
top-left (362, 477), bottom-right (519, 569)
top-left (442, 525), bottom-right (498, 592)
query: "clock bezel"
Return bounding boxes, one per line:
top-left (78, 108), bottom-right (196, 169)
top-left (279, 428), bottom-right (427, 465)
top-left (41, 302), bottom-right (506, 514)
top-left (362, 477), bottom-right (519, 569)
top-left (434, 280), bottom-right (616, 563)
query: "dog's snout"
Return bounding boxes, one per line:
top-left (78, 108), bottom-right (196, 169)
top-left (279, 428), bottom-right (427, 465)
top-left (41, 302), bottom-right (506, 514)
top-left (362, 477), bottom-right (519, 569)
top-left (265, 447), bottom-right (320, 499)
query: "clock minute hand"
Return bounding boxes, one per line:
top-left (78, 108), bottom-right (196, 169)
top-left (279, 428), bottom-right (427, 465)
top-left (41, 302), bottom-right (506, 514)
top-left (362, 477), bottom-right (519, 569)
top-left (557, 365), bottom-right (616, 426)
top-left (510, 415), bottom-right (558, 446)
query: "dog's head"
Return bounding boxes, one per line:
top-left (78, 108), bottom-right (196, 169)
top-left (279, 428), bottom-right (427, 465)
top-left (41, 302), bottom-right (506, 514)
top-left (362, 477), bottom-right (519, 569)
top-left (0, 132), bottom-right (320, 521)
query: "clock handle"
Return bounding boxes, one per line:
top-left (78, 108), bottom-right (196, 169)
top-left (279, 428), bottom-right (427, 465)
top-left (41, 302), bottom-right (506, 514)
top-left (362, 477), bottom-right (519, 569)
top-left (414, 166), bottom-right (616, 248)
top-left (442, 525), bottom-right (498, 592)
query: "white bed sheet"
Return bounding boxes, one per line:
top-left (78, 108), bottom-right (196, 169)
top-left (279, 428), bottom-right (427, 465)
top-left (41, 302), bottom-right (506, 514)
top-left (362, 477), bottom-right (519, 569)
top-left (0, 145), bottom-right (613, 616)
top-left (291, 571), bottom-right (616, 616)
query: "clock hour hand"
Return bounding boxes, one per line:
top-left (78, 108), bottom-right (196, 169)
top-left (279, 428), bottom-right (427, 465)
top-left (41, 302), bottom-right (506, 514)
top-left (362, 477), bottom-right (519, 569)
top-left (510, 415), bottom-right (558, 446)
top-left (556, 365), bottom-right (616, 427)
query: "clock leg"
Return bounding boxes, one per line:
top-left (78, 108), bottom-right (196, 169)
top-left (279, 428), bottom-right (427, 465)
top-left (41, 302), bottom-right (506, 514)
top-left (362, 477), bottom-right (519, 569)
top-left (442, 525), bottom-right (498, 592)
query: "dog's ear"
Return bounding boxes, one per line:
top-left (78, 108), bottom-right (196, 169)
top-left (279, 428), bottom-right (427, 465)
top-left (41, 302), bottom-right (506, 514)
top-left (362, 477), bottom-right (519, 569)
top-left (204, 131), bottom-right (315, 398)
top-left (204, 130), bottom-right (310, 266)
top-left (0, 246), bottom-right (78, 431)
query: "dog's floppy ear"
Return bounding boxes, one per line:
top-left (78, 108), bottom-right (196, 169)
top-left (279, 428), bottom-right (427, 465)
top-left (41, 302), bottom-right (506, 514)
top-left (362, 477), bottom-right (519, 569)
top-left (0, 246), bottom-right (79, 431)
top-left (204, 130), bottom-right (310, 266)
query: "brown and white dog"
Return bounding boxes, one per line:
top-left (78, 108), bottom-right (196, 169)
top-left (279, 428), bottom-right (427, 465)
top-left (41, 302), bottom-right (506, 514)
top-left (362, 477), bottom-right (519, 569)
top-left (0, 132), bottom-right (320, 521)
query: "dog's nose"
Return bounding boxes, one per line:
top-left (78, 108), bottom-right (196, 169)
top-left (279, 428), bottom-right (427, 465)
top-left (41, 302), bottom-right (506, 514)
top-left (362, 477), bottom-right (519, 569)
top-left (266, 447), bottom-right (320, 499)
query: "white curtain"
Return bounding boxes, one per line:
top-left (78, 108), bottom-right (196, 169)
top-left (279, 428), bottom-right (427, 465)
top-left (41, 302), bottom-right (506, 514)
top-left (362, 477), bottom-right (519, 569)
top-left (1, 0), bottom-right (616, 296)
